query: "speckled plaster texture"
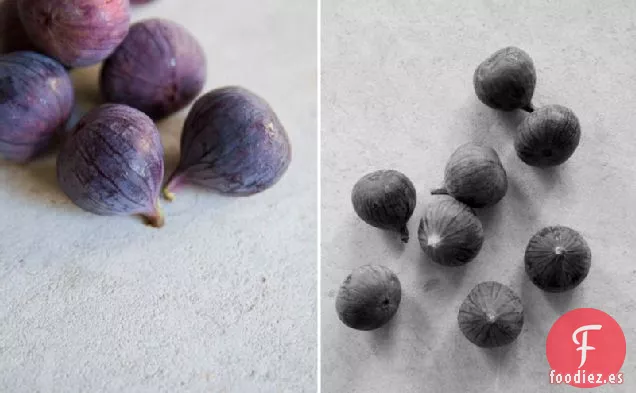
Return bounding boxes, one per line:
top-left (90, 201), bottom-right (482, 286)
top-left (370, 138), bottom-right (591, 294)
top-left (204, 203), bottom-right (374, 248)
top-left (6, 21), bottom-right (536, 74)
top-left (0, 1), bottom-right (317, 392)
top-left (321, 1), bottom-right (636, 392)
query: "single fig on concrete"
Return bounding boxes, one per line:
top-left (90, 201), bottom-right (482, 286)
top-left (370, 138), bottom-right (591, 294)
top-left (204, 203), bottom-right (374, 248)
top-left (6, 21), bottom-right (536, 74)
top-left (336, 265), bottom-right (402, 331)
top-left (57, 104), bottom-right (166, 227)
top-left (163, 86), bottom-right (291, 200)
top-left (474, 46), bottom-right (536, 112)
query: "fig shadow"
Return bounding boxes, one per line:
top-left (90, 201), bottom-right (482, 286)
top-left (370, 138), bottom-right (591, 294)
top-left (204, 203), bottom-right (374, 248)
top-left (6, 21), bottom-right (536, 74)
top-left (0, 156), bottom-right (72, 210)
top-left (475, 204), bottom-right (502, 232)
top-left (465, 98), bottom-right (527, 145)
top-left (505, 173), bottom-right (533, 205)
top-left (464, 103), bottom-right (502, 148)
top-left (482, 340), bottom-right (520, 374)
top-left (477, 174), bottom-right (539, 239)
top-left (69, 64), bottom-right (103, 107)
top-left (398, 294), bottom-right (431, 339)
top-left (368, 314), bottom-right (398, 355)
top-left (495, 109), bottom-right (527, 137)
top-left (543, 289), bottom-right (576, 314)
top-left (156, 115), bottom-right (185, 177)
top-left (346, 218), bottom-right (407, 264)
top-left (519, 269), bottom-right (544, 328)
top-left (380, 229), bottom-right (408, 255)
top-left (531, 164), bottom-right (564, 192)
top-left (416, 254), bottom-right (468, 291)
top-left (507, 173), bottom-right (539, 222)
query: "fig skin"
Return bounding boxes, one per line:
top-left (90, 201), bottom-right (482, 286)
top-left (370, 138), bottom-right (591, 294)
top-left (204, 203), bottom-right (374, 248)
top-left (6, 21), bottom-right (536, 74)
top-left (474, 46), bottom-right (536, 112)
top-left (418, 196), bottom-right (484, 266)
top-left (525, 226), bottom-right (591, 293)
top-left (352, 170), bottom-right (416, 243)
top-left (100, 18), bottom-right (207, 120)
top-left (458, 281), bottom-right (524, 348)
top-left (57, 104), bottom-right (166, 227)
top-left (17, 0), bottom-right (130, 68)
top-left (433, 143), bottom-right (508, 208)
top-left (130, 0), bottom-right (155, 3)
top-left (0, 51), bottom-right (74, 162)
top-left (336, 265), bottom-right (402, 331)
top-left (0, 0), bottom-right (35, 54)
top-left (515, 105), bottom-right (581, 167)
top-left (163, 86), bottom-right (291, 199)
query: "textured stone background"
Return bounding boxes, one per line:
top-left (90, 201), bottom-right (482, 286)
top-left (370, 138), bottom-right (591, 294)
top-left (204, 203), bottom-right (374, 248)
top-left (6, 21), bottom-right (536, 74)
top-left (321, 0), bottom-right (636, 392)
top-left (0, 1), bottom-right (317, 392)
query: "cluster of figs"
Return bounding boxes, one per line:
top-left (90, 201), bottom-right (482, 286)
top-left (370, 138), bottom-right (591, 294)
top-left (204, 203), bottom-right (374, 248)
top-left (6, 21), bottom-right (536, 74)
top-left (0, 0), bottom-right (291, 227)
top-left (337, 46), bottom-right (591, 348)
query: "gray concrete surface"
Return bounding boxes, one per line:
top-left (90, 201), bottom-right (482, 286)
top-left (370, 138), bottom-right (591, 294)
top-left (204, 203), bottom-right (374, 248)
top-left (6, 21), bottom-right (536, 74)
top-left (321, 1), bottom-right (636, 392)
top-left (0, 1), bottom-right (317, 392)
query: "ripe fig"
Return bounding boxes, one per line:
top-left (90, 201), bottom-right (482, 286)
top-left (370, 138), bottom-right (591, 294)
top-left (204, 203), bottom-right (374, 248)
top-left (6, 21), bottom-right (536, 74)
top-left (418, 196), bottom-right (484, 266)
top-left (432, 143), bottom-right (507, 208)
top-left (474, 46), bottom-right (536, 112)
top-left (163, 86), bottom-right (291, 199)
top-left (515, 104), bottom-right (581, 167)
top-left (458, 281), bottom-right (524, 348)
top-left (352, 170), bottom-right (416, 243)
top-left (0, 51), bottom-right (73, 162)
top-left (100, 18), bottom-right (206, 120)
top-left (57, 104), bottom-right (165, 227)
top-left (336, 265), bottom-right (401, 331)
top-left (0, 0), bottom-right (34, 54)
top-left (17, 0), bottom-right (130, 67)
top-left (525, 226), bottom-right (591, 292)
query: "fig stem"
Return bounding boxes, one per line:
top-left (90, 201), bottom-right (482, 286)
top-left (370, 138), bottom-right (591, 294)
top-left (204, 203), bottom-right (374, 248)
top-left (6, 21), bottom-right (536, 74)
top-left (162, 173), bottom-right (185, 202)
top-left (163, 188), bottom-right (176, 202)
top-left (522, 103), bottom-right (535, 113)
top-left (400, 226), bottom-right (409, 243)
top-left (431, 188), bottom-right (449, 195)
top-left (143, 202), bottom-right (165, 228)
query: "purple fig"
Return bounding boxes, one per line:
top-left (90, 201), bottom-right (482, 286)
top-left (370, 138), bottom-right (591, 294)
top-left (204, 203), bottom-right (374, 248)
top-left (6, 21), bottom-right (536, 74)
top-left (0, 0), bottom-right (35, 54)
top-left (17, 0), bottom-right (130, 67)
top-left (163, 86), bottom-right (292, 200)
top-left (100, 18), bottom-right (206, 120)
top-left (57, 104), bottom-right (166, 227)
top-left (0, 51), bottom-right (73, 162)
top-left (130, 0), bottom-right (156, 4)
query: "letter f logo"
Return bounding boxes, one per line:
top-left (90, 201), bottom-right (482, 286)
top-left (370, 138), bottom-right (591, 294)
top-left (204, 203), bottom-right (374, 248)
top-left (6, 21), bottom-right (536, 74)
top-left (572, 325), bottom-right (602, 368)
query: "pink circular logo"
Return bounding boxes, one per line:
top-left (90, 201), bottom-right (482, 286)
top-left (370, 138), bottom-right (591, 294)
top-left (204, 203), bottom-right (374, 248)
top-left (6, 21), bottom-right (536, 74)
top-left (546, 308), bottom-right (626, 388)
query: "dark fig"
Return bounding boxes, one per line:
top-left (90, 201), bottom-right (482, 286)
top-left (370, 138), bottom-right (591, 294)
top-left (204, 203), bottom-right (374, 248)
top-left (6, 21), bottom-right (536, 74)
top-left (336, 265), bottom-right (401, 331)
top-left (0, 51), bottom-right (73, 162)
top-left (100, 18), bottom-right (207, 120)
top-left (17, 0), bottom-right (130, 67)
top-left (130, 0), bottom-right (155, 3)
top-left (474, 46), bottom-right (536, 112)
top-left (163, 86), bottom-right (291, 199)
top-left (0, 0), bottom-right (34, 54)
top-left (352, 170), bottom-right (416, 243)
top-left (418, 196), bottom-right (484, 266)
top-left (432, 143), bottom-right (507, 208)
top-left (515, 104), bottom-right (581, 167)
top-left (525, 226), bottom-right (591, 293)
top-left (458, 281), bottom-right (524, 348)
top-left (57, 104), bottom-right (165, 227)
